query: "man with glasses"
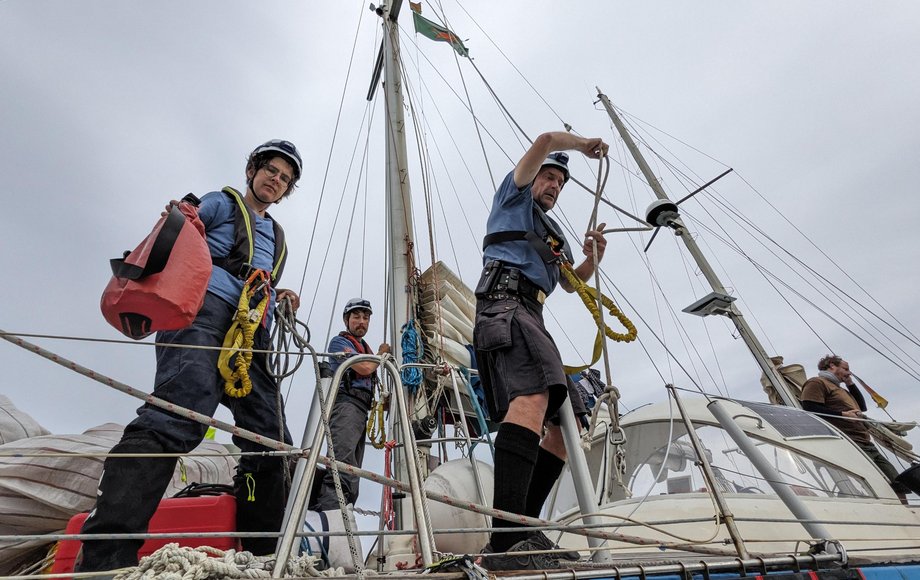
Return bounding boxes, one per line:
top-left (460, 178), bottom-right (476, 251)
top-left (77, 140), bottom-right (303, 574)
top-left (311, 298), bottom-right (390, 511)
top-left (474, 132), bottom-right (609, 569)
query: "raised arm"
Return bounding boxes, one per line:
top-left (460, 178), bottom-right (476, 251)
top-left (513, 132), bottom-right (608, 189)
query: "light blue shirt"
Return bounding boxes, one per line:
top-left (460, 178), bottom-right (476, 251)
top-left (482, 171), bottom-right (571, 294)
top-left (198, 190), bottom-right (277, 327)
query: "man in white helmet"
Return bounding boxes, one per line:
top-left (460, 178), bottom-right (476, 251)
top-left (475, 132), bottom-right (609, 570)
top-left (311, 298), bottom-right (391, 510)
top-left (78, 140), bottom-right (303, 574)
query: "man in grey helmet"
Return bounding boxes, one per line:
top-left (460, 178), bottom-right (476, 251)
top-left (311, 298), bottom-right (391, 510)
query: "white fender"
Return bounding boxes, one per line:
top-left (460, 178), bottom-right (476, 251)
top-left (423, 458), bottom-right (493, 554)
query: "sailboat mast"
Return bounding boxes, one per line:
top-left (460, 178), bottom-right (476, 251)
top-left (596, 89), bottom-right (799, 408)
top-left (372, 1), bottom-right (440, 545)
top-left (381, 1), bottom-right (417, 350)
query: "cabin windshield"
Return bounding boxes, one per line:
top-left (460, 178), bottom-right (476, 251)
top-left (550, 419), bottom-right (874, 518)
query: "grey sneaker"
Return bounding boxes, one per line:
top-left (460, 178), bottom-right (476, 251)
top-left (528, 531), bottom-right (581, 561)
top-left (481, 538), bottom-right (562, 571)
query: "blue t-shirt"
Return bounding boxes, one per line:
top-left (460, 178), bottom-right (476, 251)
top-left (198, 190), bottom-right (278, 327)
top-left (328, 334), bottom-right (374, 391)
top-left (482, 171), bottom-right (572, 294)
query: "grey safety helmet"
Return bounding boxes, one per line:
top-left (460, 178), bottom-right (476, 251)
top-left (343, 298), bottom-right (373, 319)
top-left (249, 139), bottom-right (303, 181)
top-left (540, 151), bottom-right (570, 184)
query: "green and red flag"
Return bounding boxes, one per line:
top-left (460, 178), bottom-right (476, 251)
top-left (412, 11), bottom-right (469, 57)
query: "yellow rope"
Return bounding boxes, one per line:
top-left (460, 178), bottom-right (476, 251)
top-left (219, 270), bottom-right (271, 398)
top-left (367, 399), bottom-right (387, 449)
top-left (560, 262), bottom-right (637, 374)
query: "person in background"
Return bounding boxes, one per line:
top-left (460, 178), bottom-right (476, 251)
top-left (310, 298), bottom-right (390, 510)
top-left (801, 355), bottom-right (908, 499)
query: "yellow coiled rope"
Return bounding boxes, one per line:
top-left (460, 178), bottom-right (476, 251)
top-left (560, 261), bottom-right (637, 374)
top-left (219, 270), bottom-right (271, 398)
top-left (367, 397), bottom-right (387, 449)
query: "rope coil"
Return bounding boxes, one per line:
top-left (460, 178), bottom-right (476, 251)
top-left (219, 270), bottom-right (272, 398)
top-left (113, 543), bottom-right (344, 579)
top-left (400, 320), bottom-right (424, 393)
top-left (367, 398), bottom-right (387, 449)
top-left (560, 262), bottom-right (637, 374)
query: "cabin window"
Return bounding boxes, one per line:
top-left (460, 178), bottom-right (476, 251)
top-left (548, 420), bottom-right (873, 518)
top-left (625, 424), bottom-right (873, 499)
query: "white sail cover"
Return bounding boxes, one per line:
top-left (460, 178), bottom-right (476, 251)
top-left (0, 420), bottom-right (237, 574)
top-left (418, 261), bottom-right (476, 369)
top-left (0, 394), bottom-right (49, 444)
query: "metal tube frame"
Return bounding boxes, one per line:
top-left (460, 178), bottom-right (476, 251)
top-left (558, 397), bottom-right (612, 562)
top-left (668, 385), bottom-right (749, 559)
top-left (706, 397), bottom-right (841, 555)
top-left (273, 354), bottom-right (436, 575)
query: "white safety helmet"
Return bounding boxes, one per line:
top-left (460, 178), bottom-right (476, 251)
top-left (540, 151), bottom-right (570, 183)
top-left (249, 139), bottom-right (303, 181)
top-left (343, 298), bottom-right (372, 318)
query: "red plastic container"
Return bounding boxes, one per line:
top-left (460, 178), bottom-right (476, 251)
top-left (52, 494), bottom-right (238, 575)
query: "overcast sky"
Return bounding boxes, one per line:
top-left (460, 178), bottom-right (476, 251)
top-left (2, 0), bottom-right (920, 492)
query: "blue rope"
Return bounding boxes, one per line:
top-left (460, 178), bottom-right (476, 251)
top-left (298, 520), bottom-right (329, 566)
top-left (460, 367), bottom-right (495, 458)
top-left (400, 320), bottom-right (424, 394)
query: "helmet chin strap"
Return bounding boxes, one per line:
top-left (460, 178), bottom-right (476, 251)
top-left (251, 188), bottom-right (273, 205)
top-left (248, 174), bottom-right (285, 205)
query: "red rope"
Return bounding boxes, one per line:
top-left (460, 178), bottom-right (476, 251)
top-left (382, 440), bottom-right (397, 530)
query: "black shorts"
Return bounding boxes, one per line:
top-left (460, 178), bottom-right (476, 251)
top-left (474, 295), bottom-right (584, 422)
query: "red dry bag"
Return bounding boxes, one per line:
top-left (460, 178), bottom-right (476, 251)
top-left (101, 194), bottom-right (212, 339)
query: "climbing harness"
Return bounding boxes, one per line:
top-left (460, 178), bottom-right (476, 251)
top-left (337, 331), bottom-right (377, 388)
top-left (219, 269), bottom-right (271, 398)
top-left (481, 203), bottom-right (575, 266)
top-left (215, 187), bottom-right (288, 284)
top-left (560, 261), bottom-right (636, 374)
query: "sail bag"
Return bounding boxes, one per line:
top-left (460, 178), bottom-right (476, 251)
top-left (100, 195), bottom-right (211, 339)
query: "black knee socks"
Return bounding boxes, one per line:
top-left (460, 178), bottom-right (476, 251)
top-left (525, 447), bottom-right (566, 518)
top-left (490, 422), bottom-right (540, 551)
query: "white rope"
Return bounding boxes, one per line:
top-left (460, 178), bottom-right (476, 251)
top-left (114, 543), bottom-right (346, 580)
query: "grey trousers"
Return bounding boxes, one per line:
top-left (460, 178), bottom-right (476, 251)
top-left (311, 387), bottom-right (373, 511)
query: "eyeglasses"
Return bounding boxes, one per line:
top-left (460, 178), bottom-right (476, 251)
top-left (548, 152), bottom-right (569, 165)
top-left (262, 163), bottom-right (293, 186)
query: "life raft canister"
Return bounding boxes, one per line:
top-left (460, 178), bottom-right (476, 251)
top-left (100, 194), bottom-right (212, 339)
